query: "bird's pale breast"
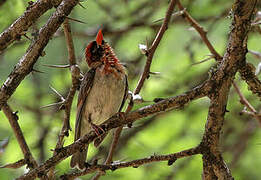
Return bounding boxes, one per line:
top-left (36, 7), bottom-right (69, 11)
top-left (82, 66), bottom-right (126, 132)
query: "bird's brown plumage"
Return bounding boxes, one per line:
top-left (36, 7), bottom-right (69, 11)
top-left (70, 30), bottom-right (128, 170)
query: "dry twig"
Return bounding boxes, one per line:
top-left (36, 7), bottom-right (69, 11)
top-left (48, 18), bottom-right (81, 179)
top-left (61, 147), bottom-right (200, 179)
top-left (0, 159), bottom-right (26, 169)
top-left (2, 104), bottom-right (38, 169)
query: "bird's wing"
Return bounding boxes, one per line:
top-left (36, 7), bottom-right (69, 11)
top-left (118, 74), bottom-right (128, 112)
top-left (74, 68), bottom-right (96, 141)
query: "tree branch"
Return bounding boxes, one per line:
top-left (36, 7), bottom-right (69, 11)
top-left (0, 0), bottom-right (62, 53)
top-left (0, 159), bottom-right (26, 169)
top-left (135, 0), bottom-right (177, 94)
top-left (48, 17), bottom-right (81, 180)
top-left (61, 147), bottom-right (200, 179)
top-left (2, 104), bottom-right (38, 169)
top-left (200, 0), bottom-right (257, 179)
top-left (0, 0), bottom-right (79, 108)
top-left (176, 0), bottom-right (222, 61)
top-left (239, 62), bottom-right (261, 99)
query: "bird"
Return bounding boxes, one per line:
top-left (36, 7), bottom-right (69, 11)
top-left (70, 29), bottom-right (128, 170)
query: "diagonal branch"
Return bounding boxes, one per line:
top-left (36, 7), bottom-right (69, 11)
top-left (0, 0), bottom-right (79, 109)
top-left (2, 104), bottom-right (38, 169)
top-left (135, 0), bottom-right (178, 94)
top-left (0, 159), bottom-right (26, 169)
top-left (177, 0), bottom-right (261, 99)
top-left (233, 81), bottom-right (261, 125)
top-left (232, 81), bottom-right (256, 113)
top-left (176, 0), bottom-right (222, 61)
top-left (0, 0), bottom-right (62, 53)
top-left (239, 62), bottom-right (261, 99)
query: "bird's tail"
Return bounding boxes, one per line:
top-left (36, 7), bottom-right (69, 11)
top-left (70, 146), bottom-right (88, 170)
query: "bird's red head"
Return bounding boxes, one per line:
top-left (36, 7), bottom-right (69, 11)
top-left (85, 29), bottom-right (105, 67)
top-left (85, 29), bottom-right (120, 73)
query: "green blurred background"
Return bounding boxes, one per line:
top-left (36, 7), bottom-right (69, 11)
top-left (0, 0), bottom-right (260, 179)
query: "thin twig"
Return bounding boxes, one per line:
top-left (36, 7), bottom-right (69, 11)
top-left (48, 18), bottom-right (81, 179)
top-left (233, 82), bottom-right (261, 125)
top-left (42, 64), bottom-right (70, 68)
top-left (0, 159), bottom-right (26, 169)
top-left (66, 16), bottom-right (87, 24)
top-left (49, 86), bottom-right (65, 101)
top-left (176, 0), bottom-right (222, 61)
top-left (190, 55), bottom-right (215, 66)
top-left (248, 49), bottom-right (261, 60)
top-left (61, 147), bottom-right (200, 179)
top-left (232, 82), bottom-right (257, 113)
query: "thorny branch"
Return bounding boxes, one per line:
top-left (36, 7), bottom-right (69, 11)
top-left (0, 0), bottom-right (80, 108)
top-left (135, 0), bottom-right (177, 94)
top-left (2, 104), bottom-right (38, 169)
top-left (177, 0), bottom-right (261, 101)
top-left (48, 18), bottom-right (81, 179)
top-left (57, 18), bottom-right (80, 144)
top-left (200, 0), bottom-right (257, 179)
top-left (61, 147), bottom-right (201, 179)
top-left (0, 0), bottom-right (62, 53)
top-left (0, 0), bottom-right (79, 178)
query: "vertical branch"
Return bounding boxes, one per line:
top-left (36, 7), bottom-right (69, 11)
top-left (60, 18), bottom-right (80, 136)
top-left (200, 0), bottom-right (257, 179)
top-left (48, 18), bottom-right (81, 179)
top-left (2, 104), bottom-right (38, 169)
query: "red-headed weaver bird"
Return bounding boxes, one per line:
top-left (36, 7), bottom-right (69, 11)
top-left (70, 30), bottom-right (128, 170)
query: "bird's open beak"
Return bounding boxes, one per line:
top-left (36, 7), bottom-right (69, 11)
top-left (96, 29), bottom-right (103, 46)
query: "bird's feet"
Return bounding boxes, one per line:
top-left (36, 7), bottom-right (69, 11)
top-left (90, 122), bottom-right (105, 137)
